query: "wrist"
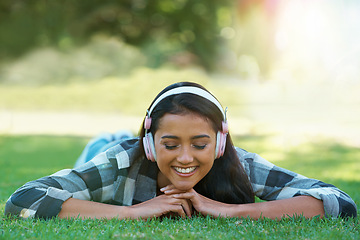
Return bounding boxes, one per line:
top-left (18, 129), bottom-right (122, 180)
top-left (228, 203), bottom-right (254, 218)
top-left (215, 202), bottom-right (241, 218)
top-left (123, 205), bottom-right (137, 220)
top-left (113, 205), bottom-right (135, 220)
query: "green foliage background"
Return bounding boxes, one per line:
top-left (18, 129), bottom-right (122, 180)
top-left (0, 0), bottom-right (233, 70)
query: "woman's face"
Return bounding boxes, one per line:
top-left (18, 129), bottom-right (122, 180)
top-left (154, 113), bottom-right (217, 191)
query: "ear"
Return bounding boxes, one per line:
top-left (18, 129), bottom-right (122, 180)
top-left (143, 132), bottom-right (157, 162)
top-left (215, 131), bottom-right (227, 159)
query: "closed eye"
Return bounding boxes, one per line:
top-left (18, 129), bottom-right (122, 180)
top-left (192, 144), bottom-right (207, 150)
top-left (164, 144), bottom-right (179, 150)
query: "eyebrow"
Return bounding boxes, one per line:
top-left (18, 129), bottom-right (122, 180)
top-left (161, 135), bottom-right (210, 140)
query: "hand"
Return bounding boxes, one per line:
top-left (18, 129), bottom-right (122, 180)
top-left (128, 193), bottom-right (192, 220)
top-left (160, 185), bottom-right (194, 217)
top-left (162, 186), bottom-right (232, 218)
top-left (161, 186), bottom-right (326, 219)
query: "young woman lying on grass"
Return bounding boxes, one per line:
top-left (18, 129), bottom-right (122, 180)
top-left (5, 82), bottom-right (357, 220)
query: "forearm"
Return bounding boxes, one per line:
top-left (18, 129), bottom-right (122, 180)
top-left (58, 198), bottom-right (132, 220)
top-left (229, 196), bottom-right (325, 219)
top-left (59, 195), bottom-right (193, 220)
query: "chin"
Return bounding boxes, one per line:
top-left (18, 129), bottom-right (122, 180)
top-left (173, 183), bottom-right (196, 191)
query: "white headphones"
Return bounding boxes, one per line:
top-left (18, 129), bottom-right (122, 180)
top-left (143, 86), bottom-right (228, 162)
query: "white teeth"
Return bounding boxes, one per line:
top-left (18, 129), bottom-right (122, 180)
top-left (174, 166), bottom-right (196, 174)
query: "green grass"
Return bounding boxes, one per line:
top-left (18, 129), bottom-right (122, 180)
top-left (0, 135), bottom-right (359, 239)
top-left (0, 135), bottom-right (89, 201)
top-left (1, 215), bottom-right (359, 239)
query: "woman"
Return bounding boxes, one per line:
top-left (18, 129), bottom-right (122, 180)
top-left (5, 82), bottom-right (357, 219)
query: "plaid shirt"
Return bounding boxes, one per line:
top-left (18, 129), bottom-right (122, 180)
top-left (5, 138), bottom-right (357, 219)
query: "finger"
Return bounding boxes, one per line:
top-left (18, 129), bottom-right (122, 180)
top-left (169, 198), bottom-right (192, 218)
top-left (172, 192), bottom-right (196, 200)
top-left (171, 204), bottom-right (186, 218)
top-left (160, 185), bottom-right (190, 195)
top-left (180, 200), bottom-right (193, 217)
top-left (163, 188), bottom-right (187, 195)
top-left (160, 184), bottom-right (176, 192)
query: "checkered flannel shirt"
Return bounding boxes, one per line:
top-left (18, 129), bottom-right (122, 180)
top-left (5, 138), bottom-right (357, 219)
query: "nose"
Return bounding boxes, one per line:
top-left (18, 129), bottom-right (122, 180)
top-left (177, 146), bottom-right (194, 165)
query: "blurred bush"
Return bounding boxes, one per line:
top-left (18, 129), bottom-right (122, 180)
top-left (0, 36), bottom-right (146, 86)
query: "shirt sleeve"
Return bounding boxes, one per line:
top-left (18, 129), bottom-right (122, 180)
top-left (4, 151), bottom-right (116, 219)
top-left (236, 148), bottom-right (357, 218)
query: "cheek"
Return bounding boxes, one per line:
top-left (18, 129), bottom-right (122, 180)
top-left (202, 143), bottom-right (216, 159)
top-left (204, 157), bottom-right (215, 169)
top-left (198, 150), bottom-right (216, 168)
top-left (155, 145), bottom-right (171, 159)
top-left (155, 148), bottom-right (174, 168)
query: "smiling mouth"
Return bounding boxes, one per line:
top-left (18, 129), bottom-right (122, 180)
top-left (173, 166), bottom-right (197, 174)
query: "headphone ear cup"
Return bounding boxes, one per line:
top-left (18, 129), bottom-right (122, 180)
top-left (143, 132), bottom-right (157, 162)
top-left (215, 131), bottom-right (227, 159)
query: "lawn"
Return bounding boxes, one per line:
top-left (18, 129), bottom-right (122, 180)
top-left (0, 134), bottom-right (359, 239)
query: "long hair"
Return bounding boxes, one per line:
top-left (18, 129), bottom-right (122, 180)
top-left (139, 82), bottom-right (254, 204)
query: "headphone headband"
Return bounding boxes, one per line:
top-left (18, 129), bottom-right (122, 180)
top-left (148, 86), bottom-right (226, 120)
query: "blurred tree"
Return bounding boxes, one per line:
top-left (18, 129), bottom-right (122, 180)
top-left (0, 0), bottom-right (233, 70)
